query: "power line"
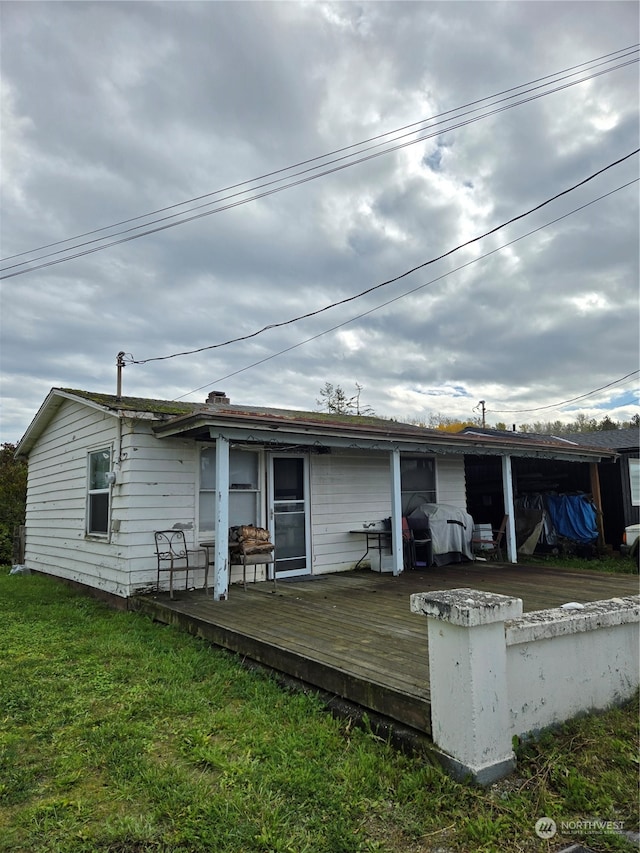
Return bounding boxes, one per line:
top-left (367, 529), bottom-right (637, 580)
top-left (3, 59), bottom-right (635, 276)
top-left (2, 44), bottom-right (635, 265)
top-left (118, 149), bottom-right (637, 364)
top-left (488, 371), bottom-right (640, 415)
top-left (173, 178), bottom-right (638, 399)
top-left (1, 55), bottom-right (637, 279)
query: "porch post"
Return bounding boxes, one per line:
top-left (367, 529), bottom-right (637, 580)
top-left (411, 588), bottom-right (523, 784)
top-left (501, 455), bottom-right (517, 563)
top-left (389, 449), bottom-right (403, 576)
top-left (214, 435), bottom-right (230, 601)
top-left (589, 462), bottom-right (605, 545)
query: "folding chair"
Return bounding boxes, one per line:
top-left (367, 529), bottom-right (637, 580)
top-left (472, 515), bottom-right (508, 561)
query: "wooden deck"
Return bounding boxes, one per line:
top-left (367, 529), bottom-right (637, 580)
top-left (131, 564), bottom-right (639, 736)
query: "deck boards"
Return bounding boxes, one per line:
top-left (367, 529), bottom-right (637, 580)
top-left (131, 564), bottom-right (639, 735)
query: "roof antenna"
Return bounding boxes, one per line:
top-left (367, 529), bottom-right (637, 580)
top-left (116, 352), bottom-right (126, 401)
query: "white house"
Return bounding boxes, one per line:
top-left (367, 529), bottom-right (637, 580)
top-left (15, 388), bottom-right (614, 602)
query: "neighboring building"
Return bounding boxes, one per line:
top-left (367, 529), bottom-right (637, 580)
top-left (459, 425), bottom-right (639, 551)
top-left (15, 389), bottom-right (615, 602)
top-left (561, 428), bottom-right (639, 548)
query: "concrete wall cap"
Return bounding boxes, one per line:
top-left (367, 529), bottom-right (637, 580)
top-left (505, 595), bottom-right (640, 645)
top-left (410, 588), bottom-right (523, 626)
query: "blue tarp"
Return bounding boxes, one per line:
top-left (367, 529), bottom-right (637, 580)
top-left (543, 494), bottom-right (598, 544)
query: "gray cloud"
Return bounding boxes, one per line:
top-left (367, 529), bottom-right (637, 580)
top-left (1, 1), bottom-right (638, 443)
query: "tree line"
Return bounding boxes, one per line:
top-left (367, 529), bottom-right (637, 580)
top-left (316, 384), bottom-right (639, 435)
top-left (409, 412), bottom-right (640, 434)
top-left (0, 443), bottom-right (27, 565)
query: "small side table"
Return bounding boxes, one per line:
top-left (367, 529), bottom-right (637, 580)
top-left (349, 529), bottom-right (392, 569)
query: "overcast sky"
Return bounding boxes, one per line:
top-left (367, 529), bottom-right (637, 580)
top-left (1, 1), bottom-right (638, 444)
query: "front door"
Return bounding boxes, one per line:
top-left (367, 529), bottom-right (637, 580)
top-left (269, 455), bottom-right (311, 578)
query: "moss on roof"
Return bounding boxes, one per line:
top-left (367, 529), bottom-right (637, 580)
top-left (60, 390), bottom-right (405, 428)
top-left (52, 389), bottom-right (613, 457)
top-left (60, 389), bottom-right (198, 417)
top-left (235, 406), bottom-right (398, 428)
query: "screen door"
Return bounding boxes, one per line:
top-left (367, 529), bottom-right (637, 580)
top-left (269, 455), bottom-right (310, 577)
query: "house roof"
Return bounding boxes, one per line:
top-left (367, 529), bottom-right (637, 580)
top-left (561, 427), bottom-right (639, 452)
top-left (459, 425), bottom-right (639, 454)
top-left (15, 387), bottom-right (618, 463)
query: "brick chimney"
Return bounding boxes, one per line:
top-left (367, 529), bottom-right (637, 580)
top-left (206, 391), bottom-right (230, 406)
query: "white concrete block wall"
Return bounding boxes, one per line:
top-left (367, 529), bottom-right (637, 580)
top-left (411, 589), bottom-right (640, 784)
top-left (411, 588), bottom-right (523, 784)
top-left (505, 599), bottom-right (640, 735)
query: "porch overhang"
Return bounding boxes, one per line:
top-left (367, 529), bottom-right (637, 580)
top-left (204, 428), bottom-right (611, 462)
top-left (149, 408), bottom-right (619, 597)
top-left (152, 414), bottom-right (615, 463)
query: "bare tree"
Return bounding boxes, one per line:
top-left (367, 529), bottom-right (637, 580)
top-left (349, 383), bottom-right (375, 416)
top-left (316, 382), bottom-right (375, 416)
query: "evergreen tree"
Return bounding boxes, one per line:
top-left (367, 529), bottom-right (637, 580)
top-left (0, 443), bottom-right (27, 564)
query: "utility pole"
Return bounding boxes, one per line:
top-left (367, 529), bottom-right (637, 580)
top-left (116, 352), bottom-right (125, 400)
top-left (476, 400), bottom-right (486, 428)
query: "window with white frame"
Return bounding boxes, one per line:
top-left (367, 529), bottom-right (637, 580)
top-left (630, 458), bottom-right (640, 506)
top-left (87, 448), bottom-right (111, 535)
top-left (400, 455), bottom-right (436, 515)
top-left (199, 447), bottom-right (261, 536)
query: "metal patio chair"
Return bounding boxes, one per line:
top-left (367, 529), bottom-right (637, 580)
top-left (154, 530), bottom-right (208, 598)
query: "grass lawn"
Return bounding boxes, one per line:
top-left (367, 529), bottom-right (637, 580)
top-left (524, 553), bottom-right (638, 575)
top-left (1, 572), bottom-right (637, 853)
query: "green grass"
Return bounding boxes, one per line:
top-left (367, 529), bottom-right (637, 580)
top-left (1, 572), bottom-right (637, 853)
top-left (525, 552), bottom-right (639, 575)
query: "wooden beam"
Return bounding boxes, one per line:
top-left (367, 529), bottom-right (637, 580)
top-left (590, 462), bottom-right (606, 545)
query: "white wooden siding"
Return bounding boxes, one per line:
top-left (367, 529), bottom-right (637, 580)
top-left (24, 400), bottom-right (470, 597)
top-left (310, 449), bottom-right (392, 573)
top-left (116, 422), bottom-right (205, 593)
top-left (309, 450), bottom-right (467, 574)
top-left (24, 400), bottom-right (128, 595)
top-left (24, 406), bottom-right (206, 597)
top-left (435, 455), bottom-right (467, 508)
